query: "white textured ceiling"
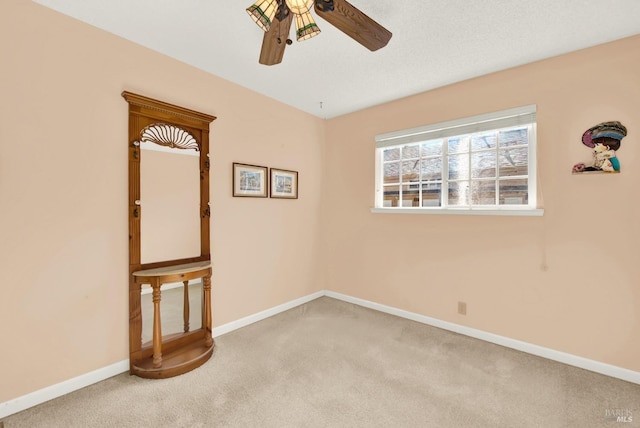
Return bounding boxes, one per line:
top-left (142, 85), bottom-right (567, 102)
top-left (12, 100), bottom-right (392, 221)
top-left (33, 0), bottom-right (640, 119)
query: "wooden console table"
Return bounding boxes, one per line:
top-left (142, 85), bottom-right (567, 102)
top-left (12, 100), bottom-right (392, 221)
top-left (131, 261), bottom-right (214, 378)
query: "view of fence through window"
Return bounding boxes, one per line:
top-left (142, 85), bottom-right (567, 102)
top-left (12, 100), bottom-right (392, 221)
top-left (381, 126), bottom-right (530, 208)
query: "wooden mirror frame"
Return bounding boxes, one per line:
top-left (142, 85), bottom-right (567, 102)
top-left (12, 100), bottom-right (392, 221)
top-left (123, 91), bottom-right (216, 378)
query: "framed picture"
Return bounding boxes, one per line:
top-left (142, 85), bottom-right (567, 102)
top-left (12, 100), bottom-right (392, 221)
top-left (233, 163), bottom-right (268, 197)
top-left (270, 168), bottom-right (298, 199)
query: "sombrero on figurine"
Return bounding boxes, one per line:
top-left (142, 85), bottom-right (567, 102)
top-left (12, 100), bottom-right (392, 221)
top-left (582, 121), bottom-right (627, 151)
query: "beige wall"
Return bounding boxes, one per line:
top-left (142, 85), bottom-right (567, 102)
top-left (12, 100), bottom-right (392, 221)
top-left (323, 35), bottom-right (640, 373)
top-left (0, 0), bottom-right (324, 403)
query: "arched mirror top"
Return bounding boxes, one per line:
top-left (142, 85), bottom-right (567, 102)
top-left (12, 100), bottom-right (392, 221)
top-left (139, 123), bottom-right (201, 153)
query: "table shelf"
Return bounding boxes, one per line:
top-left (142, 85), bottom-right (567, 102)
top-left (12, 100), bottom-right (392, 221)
top-left (130, 261), bottom-right (214, 378)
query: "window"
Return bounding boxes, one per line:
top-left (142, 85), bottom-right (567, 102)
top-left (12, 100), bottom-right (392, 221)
top-left (374, 105), bottom-right (541, 215)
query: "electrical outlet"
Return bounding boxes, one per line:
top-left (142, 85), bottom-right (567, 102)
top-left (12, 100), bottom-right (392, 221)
top-left (458, 301), bottom-right (467, 315)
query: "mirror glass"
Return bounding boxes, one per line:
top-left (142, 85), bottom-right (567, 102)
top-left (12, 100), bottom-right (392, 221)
top-left (138, 132), bottom-right (203, 342)
top-left (139, 142), bottom-right (201, 264)
top-left (141, 281), bottom-right (203, 344)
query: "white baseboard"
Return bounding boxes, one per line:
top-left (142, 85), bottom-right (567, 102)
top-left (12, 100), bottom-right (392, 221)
top-left (212, 290), bottom-right (325, 337)
top-left (325, 290), bottom-right (640, 385)
top-left (3, 289), bottom-right (637, 420)
top-left (0, 291), bottom-right (324, 419)
top-left (0, 359), bottom-right (130, 420)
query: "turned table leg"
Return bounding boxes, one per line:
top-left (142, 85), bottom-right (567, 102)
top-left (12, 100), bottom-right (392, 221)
top-left (203, 275), bottom-right (213, 347)
top-left (183, 280), bottom-right (190, 333)
top-left (151, 280), bottom-right (163, 368)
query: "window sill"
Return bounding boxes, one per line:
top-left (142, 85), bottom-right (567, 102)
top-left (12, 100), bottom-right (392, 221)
top-left (370, 207), bottom-right (544, 217)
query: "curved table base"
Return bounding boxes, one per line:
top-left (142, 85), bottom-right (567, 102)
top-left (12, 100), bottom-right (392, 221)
top-left (132, 336), bottom-right (214, 379)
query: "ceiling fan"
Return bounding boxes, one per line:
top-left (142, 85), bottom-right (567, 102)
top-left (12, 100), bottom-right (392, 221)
top-left (246, 0), bottom-right (392, 65)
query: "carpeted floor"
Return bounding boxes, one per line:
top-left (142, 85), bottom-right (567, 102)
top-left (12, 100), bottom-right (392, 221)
top-left (3, 297), bottom-right (639, 427)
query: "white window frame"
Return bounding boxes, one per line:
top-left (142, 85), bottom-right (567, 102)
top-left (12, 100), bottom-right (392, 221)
top-left (373, 105), bottom-right (543, 216)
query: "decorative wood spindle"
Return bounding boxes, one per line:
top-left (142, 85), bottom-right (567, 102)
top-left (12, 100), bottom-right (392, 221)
top-left (183, 280), bottom-right (190, 333)
top-left (203, 275), bottom-right (213, 348)
top-left (151, 281), bottom-right (163, 368)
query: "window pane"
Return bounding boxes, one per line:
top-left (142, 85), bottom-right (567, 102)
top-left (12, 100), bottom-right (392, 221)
top-left (471, 180), bottom-right (496, 205)
top-left (448, 154), bottom-right (469, 179)
top-left (471, 151), bottom-right (496, 178)
top-left (421, 158), bottom-right (442, 181)
top-left (383, 162), bottom-right (400, 184)
top-left (499, 147), bottom-right (528, 177)
top-left (448, 136), bottom-right (469, 154)
top-left (421, 182), bottom-right (441, 206)
top-left (471, 133), bottom-right (497, 151)
top-left (383, 148), bottom-right (400, 161)
top-left (402, 160), bottom-right (420, 182)
top-left (499, 128), bottom-right (528, 148)
top-left (499, 179), bottom-right (528, 205)
top-left (448, 181), bottom-right (469, 206)
top-left (402, 184), bottom-right (420, 207)
top-left (382, 185), bottom-right (399, 207)
top-left (421, 140), bottom-right (443, 157)
top-left (376, 107), bottom-right (535, 210)
top-left (402, 145), bottom-right (419, 159)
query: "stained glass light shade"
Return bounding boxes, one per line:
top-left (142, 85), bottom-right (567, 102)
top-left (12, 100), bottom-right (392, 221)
top-left (294, 11), bottom-right (321, 40)
top-left (246, 0), bottom-right (279, 32)
top-left (285, 0), bottom-right (320, 41)
top-left (284, 0), bottom-right (314, 14)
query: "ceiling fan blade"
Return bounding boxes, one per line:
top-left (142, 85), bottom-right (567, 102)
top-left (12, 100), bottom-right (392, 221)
top-left (314, 0), bottom-right (392, 51)
top-left (259, 12), bottom-right (293, 65)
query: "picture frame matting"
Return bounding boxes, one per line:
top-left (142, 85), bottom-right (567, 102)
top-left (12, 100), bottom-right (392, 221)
top-left (233, 162), bottom-right (268, 197)
top-left (270, 168), bottom-right (298, 199)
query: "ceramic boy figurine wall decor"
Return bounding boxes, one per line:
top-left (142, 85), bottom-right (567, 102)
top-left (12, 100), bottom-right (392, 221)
top-left (572, 121), bottom-right (627, 173)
